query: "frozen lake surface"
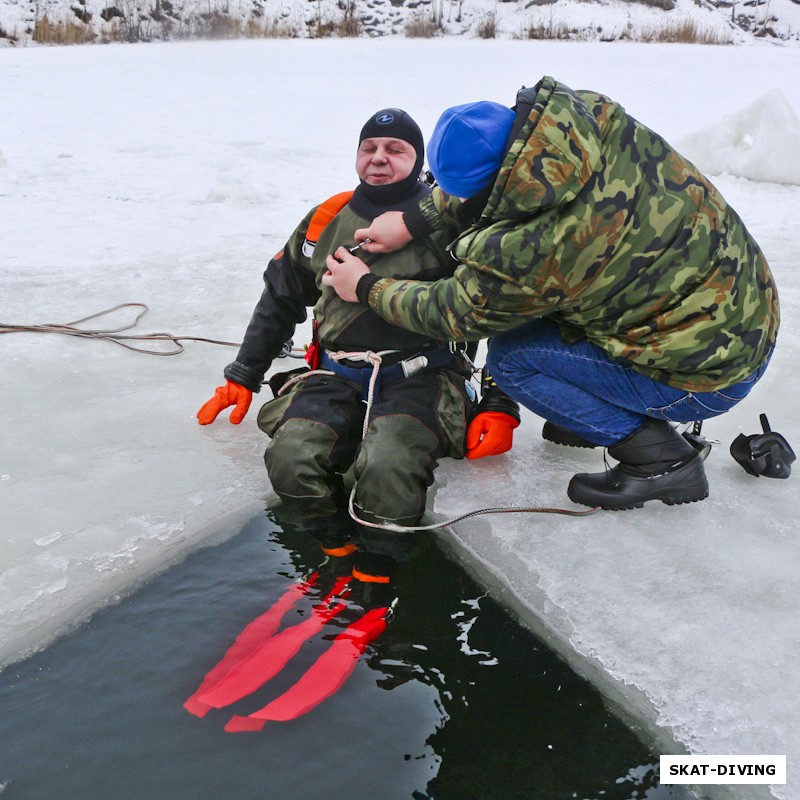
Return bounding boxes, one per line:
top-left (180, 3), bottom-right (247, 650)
top-left (2, 37), bottom-right (800, 800)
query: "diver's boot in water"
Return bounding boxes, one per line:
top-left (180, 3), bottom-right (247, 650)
top-left (567, 419), bottom-right (709, 510)
top-left (542, 421), bottom-right (598, 449)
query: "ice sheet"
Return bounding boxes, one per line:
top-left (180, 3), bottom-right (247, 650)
top-left (2, 37), bottom-right (799, 800)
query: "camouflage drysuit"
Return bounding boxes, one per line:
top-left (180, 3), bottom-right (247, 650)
top-left (360, 77), bottom-right (779, 403)
top-left (224, 183), bottom-right (472, 527)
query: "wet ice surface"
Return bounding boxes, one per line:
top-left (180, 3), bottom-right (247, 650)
top-left (2, 38), bottom-right (799, 800)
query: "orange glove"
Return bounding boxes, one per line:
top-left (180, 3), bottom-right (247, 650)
top-left (197, 380), bottom-right (253, 425)
top-left (466, 411), bottom-right (520, 459)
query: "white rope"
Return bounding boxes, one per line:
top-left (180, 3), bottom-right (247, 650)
top-left (279, 346), bottom-right (601, 533)
top-left (278, 348), bottom-right (398, 440)
top-left (277, 368), bottom-right (336, 394)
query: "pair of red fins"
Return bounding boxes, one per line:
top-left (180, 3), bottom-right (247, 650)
top-left (183, 572), bottom-right (391, 733)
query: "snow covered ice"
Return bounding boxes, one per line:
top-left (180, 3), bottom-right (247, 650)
top-left (2, 37), bottom-right (800, 800)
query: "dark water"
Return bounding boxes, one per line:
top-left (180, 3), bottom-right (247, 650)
top-left (0, 513), bottom-right (691, 800)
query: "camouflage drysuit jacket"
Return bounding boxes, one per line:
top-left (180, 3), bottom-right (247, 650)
top-left (362, 76), bottom-right (780, 393)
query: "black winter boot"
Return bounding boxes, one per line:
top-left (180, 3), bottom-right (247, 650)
top-left (567, 419), bottom-right (709, 510)
top-left (542, 421), bottom-right (598, 448)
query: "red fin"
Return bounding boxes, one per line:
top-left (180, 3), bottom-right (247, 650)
top-left (233, 607), bottom-right (388, 727)
top-left (183, 572), bottom-right (319, 717)
top-left (224, 715), bottom-right (268, 734)
top-left (196, 577), bottom-right (351, 710)
top-left (182, 696), bottom-right (213, 718)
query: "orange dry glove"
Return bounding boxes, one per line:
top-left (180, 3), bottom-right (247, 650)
top-left (197, 380), bottom-right (253, 425)
top-left (466, 411), bottom-right (520, 459)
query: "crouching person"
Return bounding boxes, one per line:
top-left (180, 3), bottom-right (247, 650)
top-left (324, 78), bottom-right (779, 511)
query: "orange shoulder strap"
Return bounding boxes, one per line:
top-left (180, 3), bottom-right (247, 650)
top-left (305, 190), bottom-right (354, 244)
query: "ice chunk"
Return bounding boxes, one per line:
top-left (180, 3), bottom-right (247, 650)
top-left (675, 89), bottom-right (800, 185)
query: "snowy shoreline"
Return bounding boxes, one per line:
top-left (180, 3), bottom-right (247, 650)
top-left (3, 0), bottom-right (799, 47)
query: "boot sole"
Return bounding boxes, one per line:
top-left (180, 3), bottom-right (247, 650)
top-left (542, 423), bottom-right (597, 449)
top-left (545, 439), bottom-right (597, 449)
top-left (662, 489), bottom-right (709, 507)
top-left (585, 490), bottom-right (710, 512)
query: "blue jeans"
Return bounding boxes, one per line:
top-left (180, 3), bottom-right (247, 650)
top-left (486, 319), bottom-right (769, 446)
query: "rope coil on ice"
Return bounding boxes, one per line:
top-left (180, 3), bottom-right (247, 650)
top-left (0, 303), bottom-right (241, 356)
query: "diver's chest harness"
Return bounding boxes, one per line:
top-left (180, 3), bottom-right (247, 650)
top-left (296, 190), bottom-right (459, 397)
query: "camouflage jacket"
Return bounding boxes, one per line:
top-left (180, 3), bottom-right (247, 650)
top-left (225, 185), bottom-right (455, 392)
top-left (365, 76), bottom-right (780, 392)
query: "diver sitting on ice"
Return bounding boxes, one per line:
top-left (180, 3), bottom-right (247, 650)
top-left (197, 108), bottom-right (519, 537)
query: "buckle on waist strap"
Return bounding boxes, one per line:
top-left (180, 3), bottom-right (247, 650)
top-left (320, 347), bottom-right (452, 388)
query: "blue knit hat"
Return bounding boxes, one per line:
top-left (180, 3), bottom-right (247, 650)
top-left (428, 101), bottom-right (516, 198)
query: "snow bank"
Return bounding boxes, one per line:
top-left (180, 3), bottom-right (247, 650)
top-left (675, 90), bottom-right (800, 186)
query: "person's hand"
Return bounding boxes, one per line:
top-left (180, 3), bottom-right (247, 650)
top-left (197, 380), bottom-right (253, 425)
top-left (466, 411), bottom-right (520, 459)
top-left (354, 211), bottom-right (411, 254)
top-left (322, 248), bottom-right (371, 303)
